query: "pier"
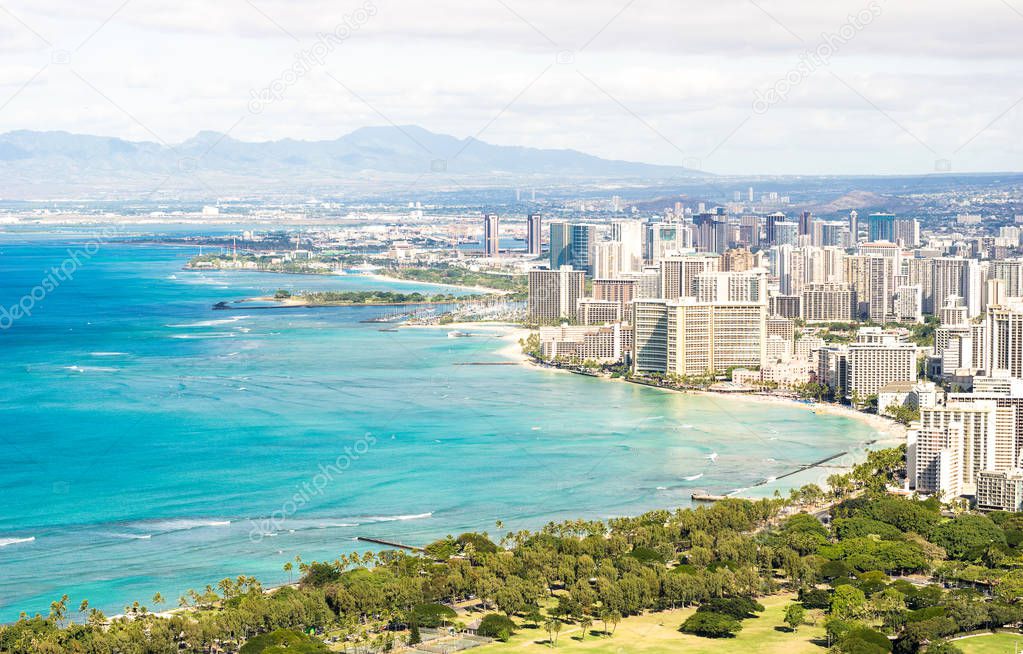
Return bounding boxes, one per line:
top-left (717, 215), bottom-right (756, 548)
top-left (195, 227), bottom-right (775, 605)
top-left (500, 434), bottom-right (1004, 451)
top-left (356, 536), bottom-right (424, 552)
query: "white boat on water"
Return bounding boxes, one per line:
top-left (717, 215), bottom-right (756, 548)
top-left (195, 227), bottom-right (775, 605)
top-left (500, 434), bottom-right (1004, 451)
top-left (447, 331), bottom-right (472, 338)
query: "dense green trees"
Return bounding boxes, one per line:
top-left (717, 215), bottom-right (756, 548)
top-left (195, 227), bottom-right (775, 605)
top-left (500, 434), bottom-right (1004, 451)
top-left (679, 611), bottom-right (743, 638)
top-left (11, 447), bottom-right (1023, 653)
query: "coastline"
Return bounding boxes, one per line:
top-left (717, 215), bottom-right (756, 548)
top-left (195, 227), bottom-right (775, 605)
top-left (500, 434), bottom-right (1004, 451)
top-left (453, 322), bottom-right (905, 497)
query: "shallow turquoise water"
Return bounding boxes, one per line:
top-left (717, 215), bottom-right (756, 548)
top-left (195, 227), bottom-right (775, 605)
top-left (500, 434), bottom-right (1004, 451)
top-left (0, 231), bottom-right (877, 619)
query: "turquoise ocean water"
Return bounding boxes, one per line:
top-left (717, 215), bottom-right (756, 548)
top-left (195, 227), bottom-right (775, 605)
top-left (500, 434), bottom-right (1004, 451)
top-left (0, 229), bottom-right (878, 620)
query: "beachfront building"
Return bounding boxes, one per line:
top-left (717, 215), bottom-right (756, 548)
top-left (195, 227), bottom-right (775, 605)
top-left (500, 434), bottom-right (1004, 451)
top-left (632, 299), bottom-right (670, 373)
top-left (577, 298), bottom-right (622, 326)
top-left (528, 266), bottom-right (585, 322)
top-left (732, 359), bottom-right (814, 389)
top-left (538, 323), bottom-right (627, 364)
top-left (846, 329), bottom-right (918, 399)
top-left (663, 298), bottom-right (767, 376)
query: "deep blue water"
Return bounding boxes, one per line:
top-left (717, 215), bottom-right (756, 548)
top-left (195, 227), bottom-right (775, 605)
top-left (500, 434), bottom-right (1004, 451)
top-left (0, 230), bottom-right (877, 619)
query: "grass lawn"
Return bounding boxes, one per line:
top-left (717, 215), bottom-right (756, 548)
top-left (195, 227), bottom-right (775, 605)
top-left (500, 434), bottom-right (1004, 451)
top-left (472, 594), bottom-right (826, 654)
top-left (955, 632), bottom-right (1023, 654)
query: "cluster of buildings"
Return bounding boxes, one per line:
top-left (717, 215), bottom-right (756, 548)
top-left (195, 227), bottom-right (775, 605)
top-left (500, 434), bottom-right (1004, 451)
top-left (515, 206), bottom-right (1023, 512)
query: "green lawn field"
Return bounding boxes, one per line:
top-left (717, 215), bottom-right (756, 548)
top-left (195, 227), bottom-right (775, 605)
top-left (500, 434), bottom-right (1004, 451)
top-left (472, 594), bottom-right (826, 654)
top-left (955, 632), bottom-right (1023, 654)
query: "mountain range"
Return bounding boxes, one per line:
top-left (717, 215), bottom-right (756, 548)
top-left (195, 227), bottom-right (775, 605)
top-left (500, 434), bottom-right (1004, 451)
top-left (0, 126), bottom-right (706, 199)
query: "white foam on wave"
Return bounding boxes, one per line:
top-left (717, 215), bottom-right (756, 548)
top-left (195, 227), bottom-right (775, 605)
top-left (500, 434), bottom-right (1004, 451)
top-left (361, 512), bottom-right (433, 523)
top-left (0, 536), bottom-right (35, 548)
top-left (134, 519), bottom-right (232, 534)
top-left (170, 333), bottom-right (238, 340)
top-left (90, 351), bottom-right (126, 357)
top-left (684, 473), bottom-right (704, 481)
top-left (168, 316), bottom-right (251, 328)
top-left (64, 365), bottom-right (119, 373)
top-left (108, 533), bottom-right (153, 540)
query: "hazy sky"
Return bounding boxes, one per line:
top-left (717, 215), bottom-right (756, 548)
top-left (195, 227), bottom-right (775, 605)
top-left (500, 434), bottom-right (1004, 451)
top-left (0, 0), bottom-right (1021, 176)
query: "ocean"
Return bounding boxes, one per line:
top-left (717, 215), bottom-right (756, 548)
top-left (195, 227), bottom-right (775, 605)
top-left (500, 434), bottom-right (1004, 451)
top-left (0, 229), bottom-right (878, 619)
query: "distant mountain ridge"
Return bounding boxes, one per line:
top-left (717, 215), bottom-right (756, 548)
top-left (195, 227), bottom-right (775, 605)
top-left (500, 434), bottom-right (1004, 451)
top-left (0, 126), bottom-right (707, 199)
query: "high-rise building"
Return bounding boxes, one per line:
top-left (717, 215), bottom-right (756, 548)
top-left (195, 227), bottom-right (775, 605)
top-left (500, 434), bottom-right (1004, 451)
top-left (664, 299), bottom-right (767, 375)
top-left (989, 260), bottom-right (1023, 298)
top-left (721, 247), bottom-right (756, 272)
top-left (632, 299), bottom-right (670, 373)
top-left (770, 294), bottom-right (801, 319)
top-left (660, 254), bottom-right (720, 299)
top-left (576, 298), bottom-right (623, 326)
top-left (986, 304), bottom-right (1023, 379)
top-left (765, 212), bottom-right (786, 243)
top-left (933, 257), bottom-right (983, 318)
top-left (528, 266), bottom-right (585, 322)
top-left (593, 279), bottom-right (637, 320)
top-left (549, 223), bottom-right (597, 275)
top-left (774, 221), bottom-right (798, 246)
top-left (611, 220), bottom-right (644, 272)
top-left (801, 283), bottom-right (857, 322)
top-left (894, 218), bottom-right (920, 248)
top-left (693, 270), bottom-right (768, 304)
top-left (906, 257), bottom-right (935, 314)
top-left (846, 329), bottom-right (917, 399)
top-left (483, 214), bottom-right (500, 256)
top-left (644, 221), bottom-right (688, 262)
top-left (894, 285), bottom-right (924, 323)
top-left (738, 215), bottom-right (761, 247)
top-left (845, 255), bottom-right (896, 321)
top-left (593, 241), bottom-right (624, 279)
top-left (848, 210), bottom-right (859, 245)
top-left (526, 213), bottom-right (542, 256)
top-left (914, 400), bottom-right (1000, 496)
top-left (799, 210), bottom-right (814, 236)
top-left (868, 213), bottom-right (896, 242)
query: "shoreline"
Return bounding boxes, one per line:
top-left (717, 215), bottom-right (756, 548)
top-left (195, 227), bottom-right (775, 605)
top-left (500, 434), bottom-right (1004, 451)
top-left (448, 322), bottom-right (905, 496)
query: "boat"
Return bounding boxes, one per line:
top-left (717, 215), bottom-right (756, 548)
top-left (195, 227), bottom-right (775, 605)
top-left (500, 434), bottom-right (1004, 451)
top-left (447, 331), bottom-right (472, 338)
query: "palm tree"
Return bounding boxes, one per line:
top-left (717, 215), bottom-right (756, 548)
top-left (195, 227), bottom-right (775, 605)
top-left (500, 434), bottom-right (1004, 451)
top-left (49, 594), bottom-right (68, 627)
top-left (609, 611), bottom-right (621, 636)
top-left (543, 617), bottom-right (562, 647)
top-left (579, 616), bottom-right (593, 640)
top-left (284, 561), bottom-right (294, 583)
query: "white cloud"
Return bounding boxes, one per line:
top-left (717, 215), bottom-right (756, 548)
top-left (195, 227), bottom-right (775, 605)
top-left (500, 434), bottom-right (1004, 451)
top-left (0, 0), bottom-right (1019, 174)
